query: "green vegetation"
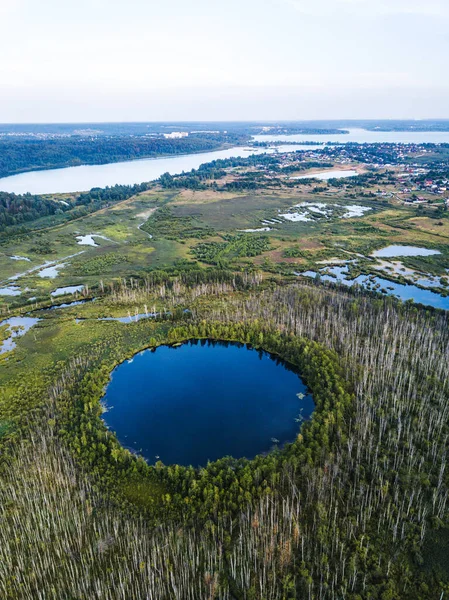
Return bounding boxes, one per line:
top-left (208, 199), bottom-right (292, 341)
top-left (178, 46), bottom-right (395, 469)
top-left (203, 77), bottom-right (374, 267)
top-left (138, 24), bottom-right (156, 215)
top-left (72, 252), bottom-right (129, 275)
top-left (192, 235), bottom-right (271, 265)
top-left (282, 246), bottom-right (305, 258)
top-left (27, 239), bottom-right (56, 254)
top-left (0, 323), bottom-right (10, 342)
top-left (0, 191), bottom-right (70, 231)
top-left (141, 205), bottom-right (213, 239)
top-left (0, 183), bottom-right (152, 236)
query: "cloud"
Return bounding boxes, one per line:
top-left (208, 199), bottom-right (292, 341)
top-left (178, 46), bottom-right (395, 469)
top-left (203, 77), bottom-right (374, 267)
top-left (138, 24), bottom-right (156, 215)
top-left (284, 0), bottom-right (449, 18)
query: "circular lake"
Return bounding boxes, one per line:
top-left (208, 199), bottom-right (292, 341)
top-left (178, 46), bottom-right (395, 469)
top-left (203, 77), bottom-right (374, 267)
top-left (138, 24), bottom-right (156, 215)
top-left (102, 340), bottom-right (314, 467)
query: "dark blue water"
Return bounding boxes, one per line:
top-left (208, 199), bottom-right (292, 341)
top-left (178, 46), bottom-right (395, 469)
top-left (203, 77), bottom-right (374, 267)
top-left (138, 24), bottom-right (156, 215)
top-left (102, 340), bottom-right (314, 466)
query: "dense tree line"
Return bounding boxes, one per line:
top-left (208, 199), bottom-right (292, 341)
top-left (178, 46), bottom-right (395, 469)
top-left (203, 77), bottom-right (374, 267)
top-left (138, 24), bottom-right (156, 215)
top-left (0, 191), bottom-right (70, 230)
top-left (159, 156), bottom-right (333, 191)
top-left (0, 183), bottom-right (151, 235)
top-left (0, 133), bottom-right (246, 178)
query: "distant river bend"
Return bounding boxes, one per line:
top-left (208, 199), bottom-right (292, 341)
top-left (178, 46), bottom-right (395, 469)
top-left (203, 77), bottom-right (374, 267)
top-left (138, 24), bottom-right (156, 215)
top-left (0, 144), bottom-right (311, 195)
top-left (3, 128), bottom-right (449, 194)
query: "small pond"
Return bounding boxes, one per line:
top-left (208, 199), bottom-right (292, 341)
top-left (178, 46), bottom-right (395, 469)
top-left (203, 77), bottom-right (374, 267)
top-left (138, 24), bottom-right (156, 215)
top-left (0, 286), bottom-right (22, 296)
top-left (99, 312), bottom-right (157, 323)
top-left (239, 227), bottom-right (272, 233)
top-left (0, 316), bottom-right (40, 354)
top-left (10, 255), bottom-right (30, 262)
top-left (76, 234), bottom-right (111, 247)
top-left (102, 340), bottom-right (314, 467)
top-left (279, 202), bottom-right (371, 223)
top-left (372, 245), bottom-right (441, 258)
top-left (39, 264), bottom-right (66, 279)
top-left (291, 169), bottom-right (359, 181)
top-left (51, 285), bottom-right (85, 297)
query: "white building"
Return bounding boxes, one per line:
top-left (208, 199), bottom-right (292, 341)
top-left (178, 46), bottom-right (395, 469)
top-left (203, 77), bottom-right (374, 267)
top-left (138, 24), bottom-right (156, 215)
top-left (163, 132), bottom-right (189, 139)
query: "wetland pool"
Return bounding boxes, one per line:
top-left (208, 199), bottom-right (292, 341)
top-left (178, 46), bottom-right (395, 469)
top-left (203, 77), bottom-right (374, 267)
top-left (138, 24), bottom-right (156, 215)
top-left (0, 316), bottom-right (40, 354)
top-left (300, 267), bottom-right (449, 310)
top-left (371, 245), bottom-right (441, 258)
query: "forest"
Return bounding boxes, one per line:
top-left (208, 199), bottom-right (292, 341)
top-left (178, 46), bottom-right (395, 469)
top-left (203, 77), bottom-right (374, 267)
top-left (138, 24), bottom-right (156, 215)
top-left (1, 273), bottom-right (448, 598)
top-left (0, 182), bottom-right (152, 234)
top-left (0, 190), bottom-right (70, 230)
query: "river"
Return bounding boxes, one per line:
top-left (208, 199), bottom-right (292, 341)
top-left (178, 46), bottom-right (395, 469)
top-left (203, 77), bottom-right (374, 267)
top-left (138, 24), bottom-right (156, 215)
top-left (2, 128), bottom-right (448, 195)
top-left (0, 143), bottom-right (314, 195)
top-left (253, 128), bottom-right (449, 145)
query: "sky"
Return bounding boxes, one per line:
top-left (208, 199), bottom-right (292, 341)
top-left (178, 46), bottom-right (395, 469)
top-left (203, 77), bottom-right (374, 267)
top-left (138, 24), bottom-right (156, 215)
top-left (0, 0), bottom-right (448, 122)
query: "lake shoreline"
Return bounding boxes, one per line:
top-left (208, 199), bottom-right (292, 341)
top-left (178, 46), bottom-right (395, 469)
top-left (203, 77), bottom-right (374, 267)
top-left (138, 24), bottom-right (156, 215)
top-left (0, 141), bottom-right (241, 182)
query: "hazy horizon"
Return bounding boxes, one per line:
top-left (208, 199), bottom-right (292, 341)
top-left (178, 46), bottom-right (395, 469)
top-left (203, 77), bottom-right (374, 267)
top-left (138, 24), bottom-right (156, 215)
top-left (1, 0), bottom-right (449, 122)
top-left (2, 118), bottom-right (449, 126)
